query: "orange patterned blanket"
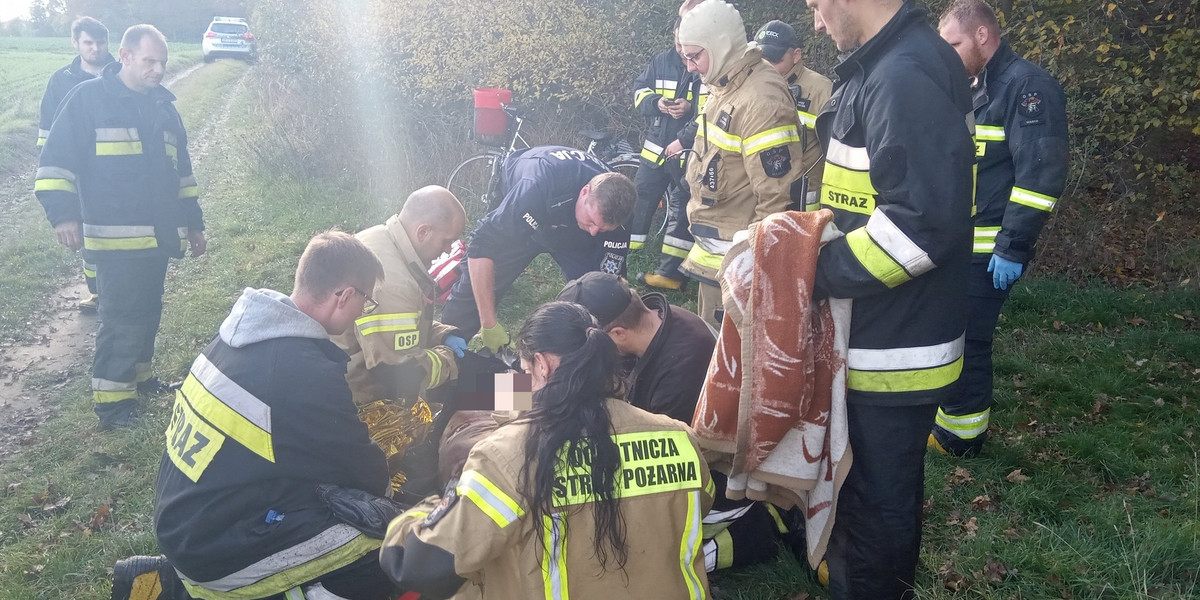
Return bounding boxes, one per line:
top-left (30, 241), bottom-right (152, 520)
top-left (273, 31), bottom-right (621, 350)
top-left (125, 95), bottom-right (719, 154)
top-left (691, 210), bottom-right (852, 568)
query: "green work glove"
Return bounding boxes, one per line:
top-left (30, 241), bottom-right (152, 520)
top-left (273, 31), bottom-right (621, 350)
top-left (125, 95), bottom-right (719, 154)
top-left (480, 323), bottom-right (510, 353)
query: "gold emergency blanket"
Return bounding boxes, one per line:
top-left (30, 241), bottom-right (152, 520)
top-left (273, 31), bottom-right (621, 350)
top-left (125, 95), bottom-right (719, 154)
top-left (358, 399), bottom-right (433, 493)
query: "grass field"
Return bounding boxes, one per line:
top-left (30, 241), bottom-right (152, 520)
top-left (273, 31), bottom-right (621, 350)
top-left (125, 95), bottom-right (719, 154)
top-left (0, 44), bottom-right (1197, 599)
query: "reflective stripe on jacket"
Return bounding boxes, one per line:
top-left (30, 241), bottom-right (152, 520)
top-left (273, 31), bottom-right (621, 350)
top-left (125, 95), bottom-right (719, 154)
top-left (813, 3), bottom-right (974, 402)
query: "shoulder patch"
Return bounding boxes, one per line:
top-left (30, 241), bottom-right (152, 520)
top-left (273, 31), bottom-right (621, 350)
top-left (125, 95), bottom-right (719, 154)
top-left (760, 146), bottom-right (792, 178)
top-left (601, 252), bottom-right (625, 275)
top-left (1018, 91), bottom-right (1043, 118)
top-left (422, 488), bottom-right (460, 529)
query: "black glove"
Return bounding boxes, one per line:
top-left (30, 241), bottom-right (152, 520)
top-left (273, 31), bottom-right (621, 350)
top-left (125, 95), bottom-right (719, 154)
top-left (316, 484), bottom-right (410, 539)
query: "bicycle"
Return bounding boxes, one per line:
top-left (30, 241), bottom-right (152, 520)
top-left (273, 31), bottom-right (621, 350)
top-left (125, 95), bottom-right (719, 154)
top-left (446, 106), bottom-right (669, 237)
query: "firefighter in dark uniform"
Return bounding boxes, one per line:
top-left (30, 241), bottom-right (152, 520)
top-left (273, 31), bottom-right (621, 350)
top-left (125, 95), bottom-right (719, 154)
top-left (754, 20), bottom-right (832, 211)
top-left (37, 16), bottom-right (115, 312)
top-left (629, 18), bottom-right (700, 290)
top-left (931, 0), bottom-right (1069, 457)
top-left (807, 0), bottom-right (975, 597)
top-left (35, 25), bottom-right (206, 429)
top-left (148, 232), bottom-right (396, 600)
top-left (439, 146), bottom-right (636, 352)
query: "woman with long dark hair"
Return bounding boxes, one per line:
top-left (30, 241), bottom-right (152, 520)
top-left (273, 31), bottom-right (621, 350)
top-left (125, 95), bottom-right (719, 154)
top-left (380, 301), bottom-right (713, 599)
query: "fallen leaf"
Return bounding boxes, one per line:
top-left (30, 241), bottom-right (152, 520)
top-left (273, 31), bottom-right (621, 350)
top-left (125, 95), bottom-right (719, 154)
top-left (1006, 469), bottom-right (1030, 483)
top-left (1154, 398), bottom-right (1165, 407)
top-left (1004, 527), bottom-right (1020, 540)
top-left (952, 466), bottom-right (974, 485)
top-left (984, 558), bottom-right (1011, 582)
top-left (90, 503), bottom-right (111, 529)
top-left (939, 561), bottom-right (971, 592)
top-left (972, 495), bottom-right (996, 511)
top-left (1053, 320), bottom-right (1063, 330)
top-left (1126, 316), bottom-right (1147, 326)
top-left (963, 516), bottom-right (979, 536)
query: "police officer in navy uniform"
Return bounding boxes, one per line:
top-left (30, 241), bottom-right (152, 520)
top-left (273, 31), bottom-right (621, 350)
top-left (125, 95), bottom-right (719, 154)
top-left (931, 0), bottom-right (1069, 457)
top-left (439, 146), bottom-right (637, 352)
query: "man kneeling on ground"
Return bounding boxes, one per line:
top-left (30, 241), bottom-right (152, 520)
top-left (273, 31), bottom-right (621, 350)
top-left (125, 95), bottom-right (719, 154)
top-left (121, 231), bottom-right (398, 600)
top-left (557, 272), bottom-right (785, 572)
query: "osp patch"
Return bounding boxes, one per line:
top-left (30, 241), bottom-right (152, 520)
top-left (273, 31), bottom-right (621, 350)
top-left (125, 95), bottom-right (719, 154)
top-left (760, 146), bottom-right (792, 178)
top-left (1018, 91), bottom-right (1043, 117)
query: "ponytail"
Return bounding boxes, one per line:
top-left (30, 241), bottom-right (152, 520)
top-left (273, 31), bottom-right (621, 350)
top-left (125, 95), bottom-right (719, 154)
top-left (516, 301), bottom-right (628, 570)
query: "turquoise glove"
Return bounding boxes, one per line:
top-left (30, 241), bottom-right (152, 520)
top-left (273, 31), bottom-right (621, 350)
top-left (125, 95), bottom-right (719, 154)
top-left (444, 335), bottom-right (467, 358)
top-left (988, 254), bottom-right (1024, 291)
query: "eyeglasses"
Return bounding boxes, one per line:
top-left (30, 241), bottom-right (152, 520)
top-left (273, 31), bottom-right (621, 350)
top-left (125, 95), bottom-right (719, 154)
top-left (682, 49), bottom-right (705, 65)
top-left (336, 287), bottom-right (378, 315)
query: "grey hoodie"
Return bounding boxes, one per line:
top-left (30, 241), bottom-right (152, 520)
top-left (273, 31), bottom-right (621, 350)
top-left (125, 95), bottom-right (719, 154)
top-left (219, 287), bottom-right (329, 349)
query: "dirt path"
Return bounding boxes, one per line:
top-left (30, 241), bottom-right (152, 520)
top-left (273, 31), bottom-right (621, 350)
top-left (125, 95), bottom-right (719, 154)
top-left (0, 62), bottom-right (247, 463)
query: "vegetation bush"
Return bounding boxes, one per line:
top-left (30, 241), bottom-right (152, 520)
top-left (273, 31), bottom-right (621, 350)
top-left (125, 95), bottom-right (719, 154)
top-left (251, 0), bottom-right (1199, 284)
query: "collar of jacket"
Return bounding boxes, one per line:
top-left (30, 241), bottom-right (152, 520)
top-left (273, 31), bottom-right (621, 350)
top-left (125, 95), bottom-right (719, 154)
top-left (982, 38), bottom-right (1020, 88)
top-left (100, 60), bottom-right (177, 103)
top-left (66, 52), bottom-right (115, 78)
top-left (707, 48), bottom-right (766, 94)
top-left (384, 214), bottom-right (439, 290)
top-left (786, 63), bottom-right (817, 86)
top-left (833, 1), bottom-right (927, 81)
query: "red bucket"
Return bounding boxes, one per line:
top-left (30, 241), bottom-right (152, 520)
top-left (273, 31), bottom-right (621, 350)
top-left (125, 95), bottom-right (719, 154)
top-left (473, 87), bottom-right (512, 139)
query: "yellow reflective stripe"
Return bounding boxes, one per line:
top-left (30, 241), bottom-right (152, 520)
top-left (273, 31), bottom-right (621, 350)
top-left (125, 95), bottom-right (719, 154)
top-left (84, 236), bottom-right (157, 250)
top-left (798, 110), bottom-right (818, 129)
top-left (458, 469), bottom-right (525, 528)
top-left (742, 125), bottom-right (800, 155)
top-left (704, 476), bottom-right (715, 499)
top-left (662, 243), bottom-right (690, 259)
top-left (356, 312), bottom-right (419, 336)
top-left (629, 240), bottom-right (645, 250)
top-left (166, 143), bottom-right (178, 161)
top-left (83, 263), bottom-right (97, 277)
top-left (163, 130), bottom-right (178, 146)
top-left (179, 185), bottom-right (199, 199)
top-left (765, 504), bottom-right (788, 534)
top-left (819, 163), bottom-right (876, 216)
top-left (135, 362), bottom-right (153, 382)
top-left (848, 355), bottom-right (963, 393)
top-left (542, 513), bottom-right (569, 600)
top-left (697, 120), bottom-right (742, 153)
top-left (845, 227), bottom-right (910, 288)
top-left (641, 139), bottom-right (666, 164)
top-left (34, 178), bottom-right (77, 193)
top-left (973, 226), bottom-right (1000, 253)
top-left (976, 125), bottom-right (1005, 141)
top-left (935, 407), bottom-right (990, 439)
top-left (181, 376), bottom-right (275, 463)
top-left (96, 141), bottom-right (143, 155)
top-left (426, 349), bottom-right (442, 387)
top-left (1010, 186), bottom-right (1057, 212)
top-left (685, 245), bottom-right (724, 271)
top-left (94, 389), bottom-right (135, 404)
top-left (180, 526), bottom-right (380, 600)
top-left (680, 490), bottom-right (706, 600)
top-left (849, 336), bottom-right (963, 371)
top-left (283, 588), bottom-right (304, 600)
top-left (713, 528), bottom-right (734, 570)
top-left (634, 88), bottom-right (654, 106)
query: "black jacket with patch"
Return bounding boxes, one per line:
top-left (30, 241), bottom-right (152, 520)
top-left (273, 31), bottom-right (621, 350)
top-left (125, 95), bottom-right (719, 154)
top-left (624, 293), bottom-right (715, 423)
top-left (971, 40), bottom-right (1069, 265)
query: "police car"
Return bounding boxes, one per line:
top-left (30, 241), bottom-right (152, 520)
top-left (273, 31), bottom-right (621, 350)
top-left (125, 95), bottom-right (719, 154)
top-left (201, 17), bottom-right (257, 63)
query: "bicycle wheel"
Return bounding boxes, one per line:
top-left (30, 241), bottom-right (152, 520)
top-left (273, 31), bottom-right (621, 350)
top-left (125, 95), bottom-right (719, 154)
top-left (607, 158), bottom-right (670, 239)
top-left (447, 154), bottom-right (500, 228)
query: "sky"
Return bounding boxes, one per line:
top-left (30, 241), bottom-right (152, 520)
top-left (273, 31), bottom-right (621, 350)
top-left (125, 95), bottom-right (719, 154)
top-left (0, 0), bottom-right (31, 22)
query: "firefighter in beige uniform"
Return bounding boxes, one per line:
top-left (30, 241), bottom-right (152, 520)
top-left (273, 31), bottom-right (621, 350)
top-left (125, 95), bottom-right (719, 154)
top-left (678, 1), bottom-right (806, 328)
top-left (380, 302), bottom-right (714, 600)
top-left (333, 186), bottom-right (469, 406)
top-left (754, 19), bottom-right (832, 211)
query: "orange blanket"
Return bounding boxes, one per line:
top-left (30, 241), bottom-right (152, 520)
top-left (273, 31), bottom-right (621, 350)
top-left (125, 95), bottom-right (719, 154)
top-left (692, 210), bottom-right (852, 568)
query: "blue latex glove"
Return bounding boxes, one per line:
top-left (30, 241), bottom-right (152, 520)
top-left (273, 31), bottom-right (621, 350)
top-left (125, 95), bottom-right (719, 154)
top-left (988, 254), bottom-right (1024, 291)
top-left (444, 335), bottom-right (467, 358)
